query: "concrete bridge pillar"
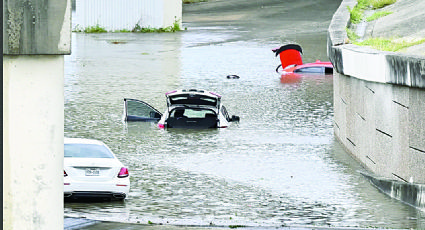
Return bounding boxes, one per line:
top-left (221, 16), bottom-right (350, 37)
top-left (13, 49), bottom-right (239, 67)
top-left (3, 0), bottom-right (71, 229)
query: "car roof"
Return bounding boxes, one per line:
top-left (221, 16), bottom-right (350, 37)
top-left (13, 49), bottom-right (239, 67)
top-left (64, 137), bottom-right (106, 145)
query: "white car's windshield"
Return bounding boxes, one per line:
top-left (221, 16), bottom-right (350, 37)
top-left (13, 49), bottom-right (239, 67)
top-left (64, 144), bottom-right (114, 158)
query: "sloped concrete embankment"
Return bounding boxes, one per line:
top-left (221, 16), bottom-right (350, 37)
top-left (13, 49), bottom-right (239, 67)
top-left (327, 0), bottom-right (425, 210)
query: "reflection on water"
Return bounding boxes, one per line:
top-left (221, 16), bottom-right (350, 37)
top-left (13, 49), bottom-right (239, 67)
top-left (65, 0), bottom-right (425, 228)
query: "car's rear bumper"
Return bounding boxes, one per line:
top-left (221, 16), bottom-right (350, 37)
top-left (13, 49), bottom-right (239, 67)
top-left (64, 178), bottom-right (130, 200)
top-left (64, 191), bottom-right (126, 200)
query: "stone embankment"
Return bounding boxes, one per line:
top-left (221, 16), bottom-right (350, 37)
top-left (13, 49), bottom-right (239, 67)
top-left (327, 0), bottom-right (425, 210)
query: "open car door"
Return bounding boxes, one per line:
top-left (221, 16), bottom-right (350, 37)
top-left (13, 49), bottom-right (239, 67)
top-left (123, 98), bottom-right (162, 122)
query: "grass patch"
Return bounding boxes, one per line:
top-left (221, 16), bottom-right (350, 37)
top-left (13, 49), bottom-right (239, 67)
top-left (348, 0), bottom-right (397, 24)
top-left (366, 11), bottom-right (393, 21)
top-left (132, 19), bottom-right (182, 33)
top-left (347, 5), bottom-right (365, 24)
top-left (84, 24), bottom-right (107, 33)
top-left (114, 29), bottom-right (132, 33)
top-left (170, 18), bottom-right (182, 31)
top-left (355, 38), bottom-right (425, 51)
top-left (74, 18), bottom-right (183, 33)
top-left (346, 28), bottom-right (360, 42)
top-left (229, 225), bottom-right (246, 229)
top-left (369, 0), bottom-right (397, 9)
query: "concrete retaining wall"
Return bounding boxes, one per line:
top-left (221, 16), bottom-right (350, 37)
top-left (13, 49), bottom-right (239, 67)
top-left (328, 0), bottom-right (425, 209)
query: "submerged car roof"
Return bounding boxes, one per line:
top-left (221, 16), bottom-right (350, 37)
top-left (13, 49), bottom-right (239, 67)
top-left (165, 89), bottom-right (221, 107)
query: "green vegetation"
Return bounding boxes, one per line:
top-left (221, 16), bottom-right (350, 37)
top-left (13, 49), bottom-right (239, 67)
top-left (369, 0), bottom-right (397, 9)
top-left (114, 29), bottom-right (132, 33)
top-left (229, 225), bottom-right (245, 229)
top-left (345, 0), bottom-right (409, 51)
top-left (354, 38), bottom-right (425, 51)
top-left (83, 24), bottom-right (107, 33)
top-left (366, 11), bottom-right (393, 21)
top-left (346, 28), bottom-right (360, 42)
top-left (132, 19), bottom-right (182, 33)
top-left (132, 25), bottom-right (160, 33)
top-left (347, 5), bottom-right (365, 24)
top-left (345, 0), bottom-right (425, 52)
top-left (347, 0), bottom-right (397, 24)
top-left (74, 18), bottom-right (183, 33)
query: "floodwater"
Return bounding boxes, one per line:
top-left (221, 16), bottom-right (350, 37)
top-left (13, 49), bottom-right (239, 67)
top-left (64, 0), bottom-right (425, 228)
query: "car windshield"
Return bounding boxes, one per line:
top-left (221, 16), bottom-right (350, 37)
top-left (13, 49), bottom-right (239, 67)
top-left (64, 144), bottom-right (114, 158)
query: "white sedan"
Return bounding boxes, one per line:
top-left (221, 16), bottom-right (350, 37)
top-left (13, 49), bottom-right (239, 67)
top-left (64, 138), bottom-right (130, 201)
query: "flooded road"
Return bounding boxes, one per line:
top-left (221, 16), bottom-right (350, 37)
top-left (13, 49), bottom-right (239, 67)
top-left (64, 0), bottom-right (425, 228)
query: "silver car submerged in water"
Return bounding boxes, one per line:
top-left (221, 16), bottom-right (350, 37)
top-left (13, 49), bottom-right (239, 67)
top-left (123, 89), bottom-right (239, 129)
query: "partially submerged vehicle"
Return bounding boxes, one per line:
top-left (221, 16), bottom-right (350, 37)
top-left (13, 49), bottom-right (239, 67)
top-left (272, 44), bottom-right (333, 75)
top-left (123, 89), bottom-right (240, 129)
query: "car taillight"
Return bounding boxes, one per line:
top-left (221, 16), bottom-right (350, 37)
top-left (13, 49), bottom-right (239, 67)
top-left (117, 167), bottom-right (129, 178)
top-left (64, 170), bottom-right (68, 177)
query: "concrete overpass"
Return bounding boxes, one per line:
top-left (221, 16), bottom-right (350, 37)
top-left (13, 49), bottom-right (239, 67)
top-left (328, 0), bottom-right (425, 210)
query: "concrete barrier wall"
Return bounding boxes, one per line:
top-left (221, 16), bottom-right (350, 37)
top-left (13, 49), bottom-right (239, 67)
top-left (328, 0), bottom-right (425, 208)
top-left (333, 70), bottom-right (425, 183)
top-left (75, 0), bottom-right (182, 31)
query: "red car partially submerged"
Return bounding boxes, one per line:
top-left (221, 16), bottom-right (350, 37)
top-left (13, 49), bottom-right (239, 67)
top-left (272, 44), bottom-right (333, 75)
